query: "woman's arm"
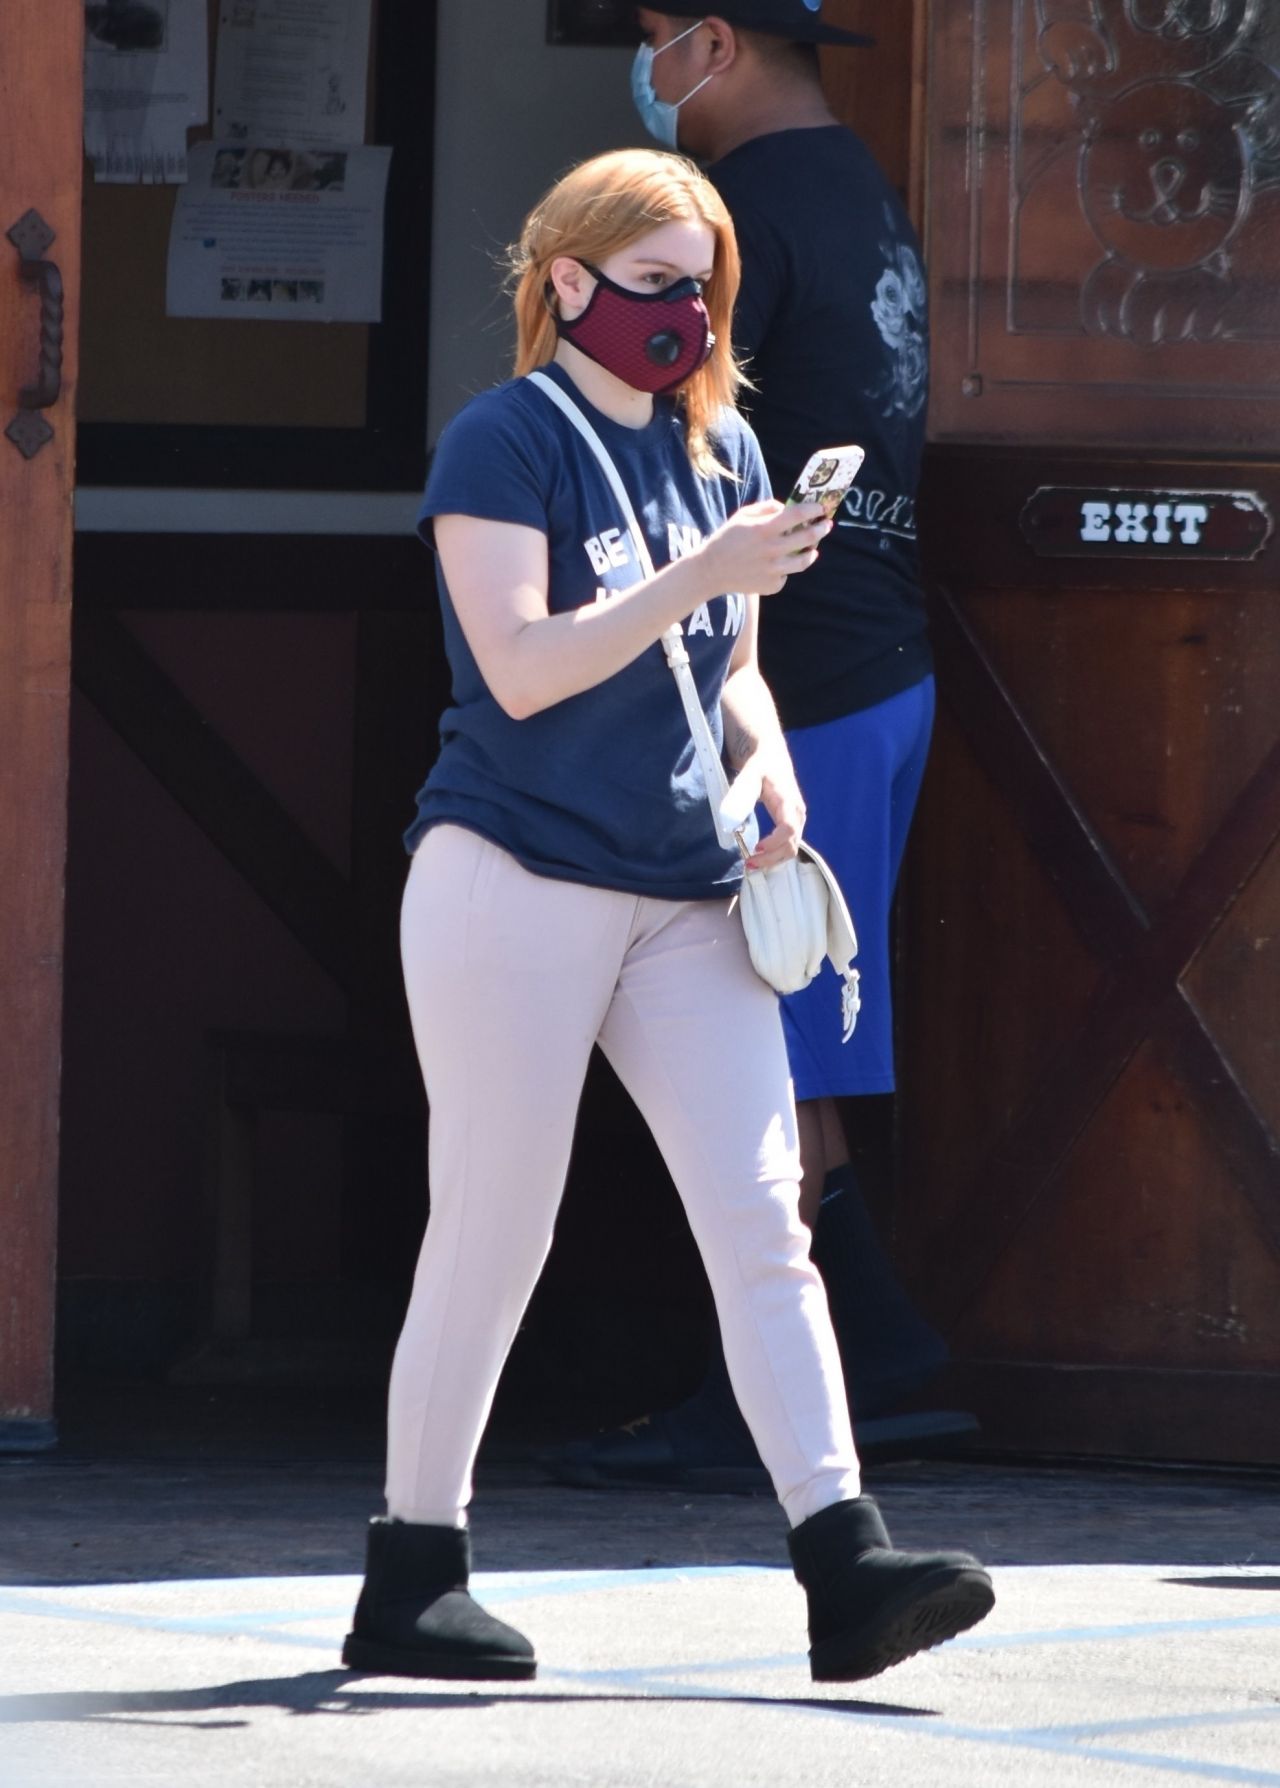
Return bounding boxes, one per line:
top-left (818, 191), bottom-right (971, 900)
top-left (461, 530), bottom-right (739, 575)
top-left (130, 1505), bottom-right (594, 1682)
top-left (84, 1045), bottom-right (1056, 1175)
top-left (720, 600), bottom-right (805, 872)
top-left (434, 499), bottom-right (830, 722)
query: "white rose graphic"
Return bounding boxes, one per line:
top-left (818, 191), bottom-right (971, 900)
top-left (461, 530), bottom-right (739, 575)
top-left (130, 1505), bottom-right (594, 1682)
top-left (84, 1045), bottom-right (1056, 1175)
top-left (868, 237), bottom-right (927, 420)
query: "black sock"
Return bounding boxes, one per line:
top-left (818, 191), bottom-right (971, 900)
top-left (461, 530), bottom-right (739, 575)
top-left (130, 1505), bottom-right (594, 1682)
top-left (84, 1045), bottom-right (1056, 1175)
top-left (646, 1167), bottom-right (948, 1458)
top-left (811, 1164), bottom-right (948, 1419)
top-left (662, 1332), bottom-right (758, 1463)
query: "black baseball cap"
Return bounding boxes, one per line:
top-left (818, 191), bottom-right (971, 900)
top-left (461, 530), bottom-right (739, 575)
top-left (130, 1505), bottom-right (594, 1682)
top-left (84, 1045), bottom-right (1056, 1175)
top-left (639, 3), bottom-right (873, 46)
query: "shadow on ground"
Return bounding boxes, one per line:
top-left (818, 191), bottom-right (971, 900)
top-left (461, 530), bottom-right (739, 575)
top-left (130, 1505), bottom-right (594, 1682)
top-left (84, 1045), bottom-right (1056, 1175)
top-left (0, 1669), bottom-right (933, 1727)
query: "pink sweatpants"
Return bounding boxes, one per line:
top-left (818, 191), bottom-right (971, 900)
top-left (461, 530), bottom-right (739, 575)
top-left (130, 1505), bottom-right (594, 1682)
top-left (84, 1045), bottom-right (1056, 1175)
top-left (386, 824), bottom-right (861, 1528)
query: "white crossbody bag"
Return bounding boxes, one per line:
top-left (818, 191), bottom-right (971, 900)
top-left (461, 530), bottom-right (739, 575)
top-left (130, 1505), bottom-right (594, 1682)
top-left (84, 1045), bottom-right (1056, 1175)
top-left (528, 371), bottom-right (860, 1041)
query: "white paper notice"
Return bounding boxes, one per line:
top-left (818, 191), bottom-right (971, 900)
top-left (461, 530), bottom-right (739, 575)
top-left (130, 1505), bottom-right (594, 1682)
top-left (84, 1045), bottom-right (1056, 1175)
top-left (83, 0), bottom-right (209, 183)
top-left (213, 0), bottom-right (372, 148)
top-left (166, 140), bottom-right (391, 323)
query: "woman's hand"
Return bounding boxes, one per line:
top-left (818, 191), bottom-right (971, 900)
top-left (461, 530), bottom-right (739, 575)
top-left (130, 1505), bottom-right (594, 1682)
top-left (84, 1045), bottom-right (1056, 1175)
top-left (719, 649), bottom-right (804, 872)
top-left (743, 758), bottom-right (806, 872)
top-left (701, 499), bottom-right (831, 597)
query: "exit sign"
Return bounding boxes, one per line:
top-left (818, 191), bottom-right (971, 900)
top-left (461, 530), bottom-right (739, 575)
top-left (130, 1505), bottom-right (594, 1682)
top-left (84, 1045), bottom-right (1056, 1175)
top-left (1020, 487), bottom-right (1273, 561)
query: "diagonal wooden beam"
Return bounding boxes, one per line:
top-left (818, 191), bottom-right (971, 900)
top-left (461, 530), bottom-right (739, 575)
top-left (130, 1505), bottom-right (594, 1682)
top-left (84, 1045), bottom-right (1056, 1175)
top-left (929, 586), bottom-right (1149, 962)
top-left (919, 584), bottom-right (1280, 1323)
top-left (1161, 992), bottom-right (1280, 1259)
top-left (72, 607), bottom-right (355, 992)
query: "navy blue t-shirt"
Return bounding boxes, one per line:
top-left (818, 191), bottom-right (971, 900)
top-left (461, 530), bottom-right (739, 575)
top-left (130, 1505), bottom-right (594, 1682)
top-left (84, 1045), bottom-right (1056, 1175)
top-left (709, 126), bottom-right (932, 730)
top-left (407, 361), bottom-right (770, 899)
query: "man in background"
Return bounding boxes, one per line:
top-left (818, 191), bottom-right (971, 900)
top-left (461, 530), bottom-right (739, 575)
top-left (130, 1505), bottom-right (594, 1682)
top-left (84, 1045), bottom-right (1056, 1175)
top-left (555, 2), bottom-right (971, 1489)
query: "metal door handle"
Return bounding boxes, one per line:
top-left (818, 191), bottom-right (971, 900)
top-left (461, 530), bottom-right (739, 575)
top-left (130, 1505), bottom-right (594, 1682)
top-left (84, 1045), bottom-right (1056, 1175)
top-left (6, 209), bottom-right (63, 458)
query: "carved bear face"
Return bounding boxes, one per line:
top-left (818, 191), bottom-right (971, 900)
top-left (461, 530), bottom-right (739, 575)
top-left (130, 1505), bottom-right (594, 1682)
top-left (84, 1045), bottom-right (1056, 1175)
top-left (1082, 79), bottom-right (1249, 269)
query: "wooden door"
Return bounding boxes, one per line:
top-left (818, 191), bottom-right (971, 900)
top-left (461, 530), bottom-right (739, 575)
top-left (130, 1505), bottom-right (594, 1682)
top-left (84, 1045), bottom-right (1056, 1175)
top-left (0, 4), bottom-right (83, 1448)
top-left (897, 0), bottom-right (1280, 1463)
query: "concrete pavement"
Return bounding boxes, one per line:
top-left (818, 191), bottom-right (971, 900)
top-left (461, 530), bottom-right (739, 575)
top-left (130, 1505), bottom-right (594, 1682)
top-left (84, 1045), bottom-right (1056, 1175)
top-left (2, 1409), bottom-right (1278, 1787)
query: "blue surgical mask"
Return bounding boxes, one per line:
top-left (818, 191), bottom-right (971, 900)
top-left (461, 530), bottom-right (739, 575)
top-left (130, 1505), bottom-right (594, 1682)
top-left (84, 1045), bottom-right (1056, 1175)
top-left (631, 21), bottom-right (711, 150)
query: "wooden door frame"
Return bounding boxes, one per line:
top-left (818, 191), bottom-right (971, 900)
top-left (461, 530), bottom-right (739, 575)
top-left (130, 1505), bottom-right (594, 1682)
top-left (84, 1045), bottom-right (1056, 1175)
top-left (893, 2), bottom-right (1280, 1463)
top-left (0, 2), bottom-right (82, 1449)
top-left (912, 450), bottom-right (1280, 1331)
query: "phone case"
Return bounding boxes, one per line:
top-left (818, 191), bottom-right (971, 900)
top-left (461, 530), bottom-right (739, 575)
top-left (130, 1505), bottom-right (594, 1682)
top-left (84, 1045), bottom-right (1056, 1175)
top-left (785, 445), bottom-right (866, 521)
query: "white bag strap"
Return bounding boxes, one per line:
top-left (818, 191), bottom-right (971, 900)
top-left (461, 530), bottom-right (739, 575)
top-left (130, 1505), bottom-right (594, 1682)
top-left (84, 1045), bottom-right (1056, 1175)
top-left (527, 369), bottom-right (739, 851)
top-left (527, 370), bottom-right (858, 1025)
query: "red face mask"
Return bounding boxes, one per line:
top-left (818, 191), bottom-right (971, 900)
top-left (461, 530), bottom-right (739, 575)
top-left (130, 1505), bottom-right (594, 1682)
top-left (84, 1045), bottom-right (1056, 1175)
top-left (554, 262), bottom-right (714, 395)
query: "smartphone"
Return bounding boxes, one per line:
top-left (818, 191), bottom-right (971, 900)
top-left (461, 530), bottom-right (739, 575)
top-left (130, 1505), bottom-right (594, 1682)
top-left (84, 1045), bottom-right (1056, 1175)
top-left (784, 444), bottom-right (866, 522)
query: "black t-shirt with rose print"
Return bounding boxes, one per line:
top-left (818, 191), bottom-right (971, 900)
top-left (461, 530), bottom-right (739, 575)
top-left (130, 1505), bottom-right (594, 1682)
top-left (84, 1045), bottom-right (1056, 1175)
top-left (709, 125), bottom-right (932, 730)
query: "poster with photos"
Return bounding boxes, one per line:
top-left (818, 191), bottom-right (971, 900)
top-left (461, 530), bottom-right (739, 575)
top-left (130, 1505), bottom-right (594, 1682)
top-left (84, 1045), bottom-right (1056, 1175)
top-left (166, 139), bottom-right (391, 322)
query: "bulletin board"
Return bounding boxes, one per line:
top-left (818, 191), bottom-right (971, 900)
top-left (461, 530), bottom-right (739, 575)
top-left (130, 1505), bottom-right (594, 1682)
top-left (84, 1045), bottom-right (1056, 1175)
top-left (76, 0), bottom-right (434, 489)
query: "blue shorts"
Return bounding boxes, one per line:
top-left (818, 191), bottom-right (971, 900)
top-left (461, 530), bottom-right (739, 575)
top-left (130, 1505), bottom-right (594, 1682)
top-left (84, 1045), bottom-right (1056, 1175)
top-left (776, 675), bottom-right (935, 1101)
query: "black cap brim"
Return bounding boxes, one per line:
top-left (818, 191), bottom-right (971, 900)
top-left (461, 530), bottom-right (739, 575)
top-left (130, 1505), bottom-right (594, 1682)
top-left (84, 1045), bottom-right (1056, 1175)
top-left (639, 6), bottom-right (874, 46)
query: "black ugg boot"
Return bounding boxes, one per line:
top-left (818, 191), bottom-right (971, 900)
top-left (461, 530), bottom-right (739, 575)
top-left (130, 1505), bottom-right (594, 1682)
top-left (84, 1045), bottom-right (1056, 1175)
top-left (787, 1496), bottom-right (993, 1682)
top-left (342, 1517), bottom-right (537, 1680)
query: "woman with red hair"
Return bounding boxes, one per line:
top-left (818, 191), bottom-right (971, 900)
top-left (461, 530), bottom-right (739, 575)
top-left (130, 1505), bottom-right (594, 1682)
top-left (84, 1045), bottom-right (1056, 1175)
top-left (342, 147), bottom-right (993, 1686)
